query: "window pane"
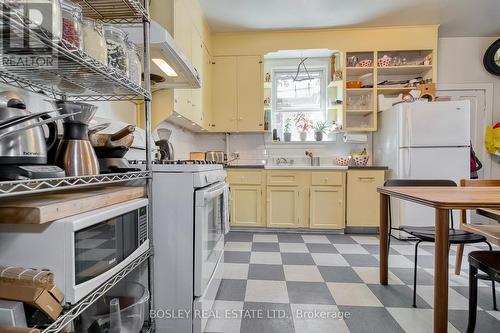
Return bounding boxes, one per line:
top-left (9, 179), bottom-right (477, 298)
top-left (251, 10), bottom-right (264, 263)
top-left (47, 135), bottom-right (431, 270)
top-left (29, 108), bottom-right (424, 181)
top-left (275, 71), bottom-right (322, 112)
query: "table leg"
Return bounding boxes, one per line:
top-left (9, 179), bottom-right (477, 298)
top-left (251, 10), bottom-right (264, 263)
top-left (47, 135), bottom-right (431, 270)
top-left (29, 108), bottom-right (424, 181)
top-left (379, 193), bottom-right (389, 285)
top-left (434, 208), bottom-right (450, 333)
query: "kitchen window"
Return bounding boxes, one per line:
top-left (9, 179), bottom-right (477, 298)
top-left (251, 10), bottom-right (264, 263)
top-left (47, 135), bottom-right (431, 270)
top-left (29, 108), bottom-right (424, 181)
top-left (272, 66), bottom-right (328, 141)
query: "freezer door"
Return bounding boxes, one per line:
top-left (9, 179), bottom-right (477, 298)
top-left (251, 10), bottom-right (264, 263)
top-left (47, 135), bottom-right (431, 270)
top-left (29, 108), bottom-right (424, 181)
top-left (392, 147), bottom-right (469, 233)
top-left (399, 101), bottom-right (470, 148)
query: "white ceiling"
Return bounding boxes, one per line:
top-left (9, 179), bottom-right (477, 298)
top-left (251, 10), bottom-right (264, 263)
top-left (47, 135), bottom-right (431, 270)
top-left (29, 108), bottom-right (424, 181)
top-left (198, 0), bottom-right (500, 37)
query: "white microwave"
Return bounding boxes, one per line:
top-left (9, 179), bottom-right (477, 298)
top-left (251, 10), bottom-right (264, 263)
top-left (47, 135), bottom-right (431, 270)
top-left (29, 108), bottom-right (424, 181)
top-left (0, 198), bottom-right (149, 304)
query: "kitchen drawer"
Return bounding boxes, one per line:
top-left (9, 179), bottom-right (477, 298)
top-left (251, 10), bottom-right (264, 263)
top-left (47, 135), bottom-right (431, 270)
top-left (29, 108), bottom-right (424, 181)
top-left (227, 171), bottom-right (263, 185)
top-left (311, 172), bottom-right (344, 186)
top-left (266, 172), bottom-right (300, 186)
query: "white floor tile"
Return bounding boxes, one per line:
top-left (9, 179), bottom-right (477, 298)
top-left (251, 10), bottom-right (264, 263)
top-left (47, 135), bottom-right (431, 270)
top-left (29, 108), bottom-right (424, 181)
top-left (327, 282), bottom-right (383, 307)
top-left (291, 304), bottom-right (349, 333)
top-left (373, 254), bottom-right (414, 268)
top-left (205, 300), bottom-right (244, 333)
top-left (387, 307), bottom-right (461, 333)
top-left (392, 245), bottom-right (432, 256)
top-left (311, 253), bottom-right (349, 267)
top-left (245, 279), bottom-right (289, 303)
top-left (284, 265), bottom-right (324, 282)
top-left (353, 266), bottom-right (404, 285)
top-left (279, 242), bottom-right (309, 253)
top-left (301, 235), bottom-right (330, 244)
top-left (253, 234), bottom-right (278, 243)
top-left (350, 235), bottom-right (379, 245)
top-left (415, 285), bottom-right (473, 310)
top-left (223, 263), bottom-right (249, 280)
top-left (225, 241), bottom-right (252, 252)
top-left (250, 252), bottom-right (282, 265)
top-left (333, 244), bottom-right (369, 254)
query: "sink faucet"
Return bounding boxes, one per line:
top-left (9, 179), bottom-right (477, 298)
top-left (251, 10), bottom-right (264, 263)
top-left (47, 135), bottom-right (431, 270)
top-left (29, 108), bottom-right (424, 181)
top-left (276, 157), bottom-right (288, 165)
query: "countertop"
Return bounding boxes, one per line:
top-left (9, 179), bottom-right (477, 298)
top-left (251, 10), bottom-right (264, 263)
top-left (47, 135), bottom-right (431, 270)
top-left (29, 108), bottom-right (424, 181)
top-left (225, 164), bottom-right (388, 170)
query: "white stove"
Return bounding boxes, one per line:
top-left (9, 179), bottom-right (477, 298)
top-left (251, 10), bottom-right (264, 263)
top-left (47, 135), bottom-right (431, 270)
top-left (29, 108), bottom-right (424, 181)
top-left (151, 160), bottom-right (223, 173)
top-left (152, 159), bottom-right (228, 333)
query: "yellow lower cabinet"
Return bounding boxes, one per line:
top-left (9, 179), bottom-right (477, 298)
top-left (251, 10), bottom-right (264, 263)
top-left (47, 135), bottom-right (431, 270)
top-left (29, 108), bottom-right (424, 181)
top-left (309, 186), bottom-right (345, 229)
top-left (229, 185), bottom-right (264, 227)
top-left (347, 170), bottom-right (385, 227)
top-left (267, 186), bottom-right (300, 228)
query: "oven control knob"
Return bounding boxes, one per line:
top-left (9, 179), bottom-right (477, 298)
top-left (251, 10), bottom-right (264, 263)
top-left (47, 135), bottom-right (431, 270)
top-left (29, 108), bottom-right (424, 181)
top-left (205, 175), bottom-right (209, 183)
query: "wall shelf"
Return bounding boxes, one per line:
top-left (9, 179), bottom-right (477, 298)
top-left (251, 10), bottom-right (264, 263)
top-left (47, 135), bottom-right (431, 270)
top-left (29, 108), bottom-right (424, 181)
top-left (346, 109), bottom-right (373, 116)
top-left (346, 67), bottom-right (373, 75)
top-left (377, 65), bottom-right (432, 75)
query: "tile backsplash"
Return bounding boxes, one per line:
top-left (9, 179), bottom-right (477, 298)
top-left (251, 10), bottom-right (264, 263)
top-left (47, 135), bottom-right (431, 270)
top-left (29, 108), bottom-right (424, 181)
top-left (158, 120), bottom-right (371, 165)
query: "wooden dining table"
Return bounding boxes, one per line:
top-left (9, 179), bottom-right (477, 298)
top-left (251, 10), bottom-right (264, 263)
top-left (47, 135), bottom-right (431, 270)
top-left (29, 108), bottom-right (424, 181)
top-left (377, 186), bottom-right (500, 333)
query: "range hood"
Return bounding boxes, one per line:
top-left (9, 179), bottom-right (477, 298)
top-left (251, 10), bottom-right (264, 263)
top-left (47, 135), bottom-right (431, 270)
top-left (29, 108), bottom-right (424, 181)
top-left (123, 20), bottom-right (201, 89)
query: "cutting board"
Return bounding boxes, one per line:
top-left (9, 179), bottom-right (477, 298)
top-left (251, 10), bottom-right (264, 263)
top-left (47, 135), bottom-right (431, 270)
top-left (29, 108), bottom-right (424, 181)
top-left (0, 186), bottom-right (145, 224)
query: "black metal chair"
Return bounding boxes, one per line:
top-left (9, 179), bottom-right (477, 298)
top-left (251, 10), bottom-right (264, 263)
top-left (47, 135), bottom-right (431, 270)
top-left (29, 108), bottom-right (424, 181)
top-left (467, 251), bottom-right (500, 333)
top-left (384, 179), bottom-right (496, 308)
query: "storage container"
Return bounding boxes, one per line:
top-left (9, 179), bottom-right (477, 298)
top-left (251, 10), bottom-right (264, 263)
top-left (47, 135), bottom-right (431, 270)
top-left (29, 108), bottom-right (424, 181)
top-left (82, 18), bottom-right (107, 65)
top-left (61, 0), bottom-right (83, 50)
top-left (125, 39), bottom-right (142, 86)
top-left (104, 25), bottom-right (128, 74)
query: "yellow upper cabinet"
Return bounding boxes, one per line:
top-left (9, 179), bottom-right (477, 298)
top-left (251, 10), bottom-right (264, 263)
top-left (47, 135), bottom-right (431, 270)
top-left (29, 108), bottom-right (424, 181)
top-left (211, 55), bottom-right (264, 132)
top-left (236, 56), bottom-right (264, 132)
top-left (211, 56), bottom-right (238, 132)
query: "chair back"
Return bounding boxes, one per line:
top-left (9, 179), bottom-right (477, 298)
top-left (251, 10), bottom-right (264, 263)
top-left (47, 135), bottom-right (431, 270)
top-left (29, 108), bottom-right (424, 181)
top-left (384, 179), bottom-right (457, 228)
top-left (459, 179), bottom-right (500, 224)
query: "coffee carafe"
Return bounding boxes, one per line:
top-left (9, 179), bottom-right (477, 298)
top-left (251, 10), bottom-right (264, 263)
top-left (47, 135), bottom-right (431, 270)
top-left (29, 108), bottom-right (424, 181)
top-left (52, 101), bottom-right (99, 176)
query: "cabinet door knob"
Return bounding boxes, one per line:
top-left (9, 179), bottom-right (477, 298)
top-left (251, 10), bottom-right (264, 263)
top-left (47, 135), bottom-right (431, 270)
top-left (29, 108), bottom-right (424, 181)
top-left (259, 123), bottom-right (263, 126)
top-left (238, 117), bottom-right (243, 121)
top-left (323, 178), bottom-right (329, 182)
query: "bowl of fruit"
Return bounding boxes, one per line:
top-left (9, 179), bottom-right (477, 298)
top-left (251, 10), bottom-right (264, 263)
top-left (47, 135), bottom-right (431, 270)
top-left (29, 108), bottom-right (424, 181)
top-left (352, 149), bottom-right (370, 166)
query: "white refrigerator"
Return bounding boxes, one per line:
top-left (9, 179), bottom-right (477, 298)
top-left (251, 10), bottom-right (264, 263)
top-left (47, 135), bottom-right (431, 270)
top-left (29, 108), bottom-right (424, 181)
top-left (374, 101), bottom-right (470, 238)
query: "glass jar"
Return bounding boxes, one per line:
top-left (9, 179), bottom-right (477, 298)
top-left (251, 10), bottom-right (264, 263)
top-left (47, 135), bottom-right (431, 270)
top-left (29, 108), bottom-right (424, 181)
top-left (104, 25), bottom-right (128, 74)
top-left (11, 0), bottom-right (62, 42)
top-left (82, 18), bottom-right (107, 65)
top-left (61, 0), bottom-right (83, 50)
top-left (125, 39), bottom-right (142, 86)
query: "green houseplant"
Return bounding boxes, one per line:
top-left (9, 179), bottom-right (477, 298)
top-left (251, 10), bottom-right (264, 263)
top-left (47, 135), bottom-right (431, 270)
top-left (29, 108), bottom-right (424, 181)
top-left (283, 118), bottom-right (292, 142)
top-left (313, 121), bottom-right (332, 141)
top-left (293, 113), bottom-right (313, 141)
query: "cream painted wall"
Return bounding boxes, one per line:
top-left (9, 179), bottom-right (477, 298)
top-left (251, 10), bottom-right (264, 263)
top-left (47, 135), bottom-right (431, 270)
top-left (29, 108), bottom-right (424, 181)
top-left (437, 37), bottom-right (500, 177)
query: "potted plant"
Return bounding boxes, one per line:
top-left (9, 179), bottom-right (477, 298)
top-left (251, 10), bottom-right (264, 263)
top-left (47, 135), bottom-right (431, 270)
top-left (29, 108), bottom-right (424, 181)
top-left (283, 118), bottom-right (292, 142)
top-left (313, 121), bottom-right (332, 141)
top-left (293, 113), bottom-right (313, 141)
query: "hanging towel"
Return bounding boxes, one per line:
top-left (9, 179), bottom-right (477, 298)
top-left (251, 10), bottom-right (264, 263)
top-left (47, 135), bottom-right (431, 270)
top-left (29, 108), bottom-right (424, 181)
top-left (223, 186), bottom-right (230, 235)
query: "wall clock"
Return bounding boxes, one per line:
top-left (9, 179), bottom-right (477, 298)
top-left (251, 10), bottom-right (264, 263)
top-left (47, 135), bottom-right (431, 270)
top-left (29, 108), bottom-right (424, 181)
top-left (483, 38), bottom-right (500, 76)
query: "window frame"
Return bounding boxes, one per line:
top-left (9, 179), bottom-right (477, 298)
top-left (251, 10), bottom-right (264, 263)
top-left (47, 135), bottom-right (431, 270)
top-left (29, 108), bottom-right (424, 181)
top-left (271, 66), bottom-right (328, 115)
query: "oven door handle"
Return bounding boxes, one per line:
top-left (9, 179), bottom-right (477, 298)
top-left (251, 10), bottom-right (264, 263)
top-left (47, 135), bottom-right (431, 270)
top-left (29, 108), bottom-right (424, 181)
top-left (200, 182), bottom-right (229, 203)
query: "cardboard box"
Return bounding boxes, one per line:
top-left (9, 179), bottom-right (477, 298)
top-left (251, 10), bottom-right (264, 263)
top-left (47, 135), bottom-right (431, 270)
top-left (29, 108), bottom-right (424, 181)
top-left (0, 283), bottom-right (62, 321)
top-left (0, 327), bottom-right (40, 333)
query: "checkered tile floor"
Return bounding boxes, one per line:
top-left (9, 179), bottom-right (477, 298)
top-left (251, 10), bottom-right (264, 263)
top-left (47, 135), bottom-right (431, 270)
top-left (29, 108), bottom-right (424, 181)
top-left (204, 232), bottom-right (500, 333)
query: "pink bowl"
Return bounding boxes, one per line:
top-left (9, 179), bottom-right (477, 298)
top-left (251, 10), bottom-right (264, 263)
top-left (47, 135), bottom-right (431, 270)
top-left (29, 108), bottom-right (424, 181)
top-left (357, 59), bottom-right (372, 67)
top-left (335, 156), bottom-right (351, 166)
top-left (352, 155), bottom-right (370, 166)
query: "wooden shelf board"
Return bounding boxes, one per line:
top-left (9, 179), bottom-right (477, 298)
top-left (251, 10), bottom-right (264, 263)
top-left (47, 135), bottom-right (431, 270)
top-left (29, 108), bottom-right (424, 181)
top-left (346, 109), bottom-right (373, 116)
top-left (346, 88), bottom-right (374, 95)
top-left (346, 67), bottom-right (374, 75)
top-left (377, 65), bottom-right (432, 75)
